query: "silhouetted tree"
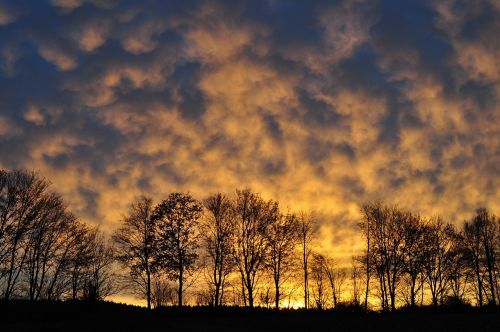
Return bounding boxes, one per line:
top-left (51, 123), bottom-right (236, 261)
top-left (82, 229), bottom-right (117, 301)
top-left (311, 253), bottom-right (327, 309)
top-left (461, 208), bottom-right (500, 306)
top-left (475, 208), bottom-right (498, 305)
top-left (232, 189), bottom-right (276, 308)
top-left (298, 212), bottom-right (316, 309)
top-left (421, 218), bottom-right (454, 306)
top-left (201, 193), bottom-right (235, 306)
top-left (265, 212), bottom-right (299, 309)
top-left (401, 213), bottom-right (426, 307)
top-left (23, 196), bottom-right (79, 301)
top-left (67, 223), bottom-right (96, 300)
top-left (152, 192), bottom-right (203, 306)
top-left (113, 196), bottom-right (156, 309)
top-left (445, 225), bottom-right (470, 302)
top-left (360, 203), bottom-right (409, 311)
top-left (321, 254), bottom-right (345, 308)
top-left (462, 214), bottom-right (486, 307)
top-left (1, 170), bottom-right (51, 300)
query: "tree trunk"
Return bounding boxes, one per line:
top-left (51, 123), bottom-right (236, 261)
top-left (364, 222), bottom-right (370, 311)
top-left (178, 268), bottom-right (183, 307)
top-left (275, 278), bottom-right (280, 309)
top-left (146, 268), bottom-right (151, 309)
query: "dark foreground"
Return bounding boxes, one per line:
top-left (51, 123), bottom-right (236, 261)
top-left (2, 301), bottom-right (500, 332)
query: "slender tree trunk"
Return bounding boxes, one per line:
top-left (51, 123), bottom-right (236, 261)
top-left (364, 222), bottom-right (370, 310)
top-left (485, 246), bottom-right (497, 305)
top-left (247, 277), bottom-right (254, 308)
top-left (475, 257), bottom-right (483, 307)
top-left (178, 267), bottom-right (183, 307)
top-left (274, 274), bottom-right (280, 309)
top-left (303, 240), bottom-right (309, 309)
top-left (146, 268), bottom-right (151, 309)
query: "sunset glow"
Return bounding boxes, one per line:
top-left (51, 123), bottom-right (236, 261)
top-left (1, 0), bottom-right (499, 308)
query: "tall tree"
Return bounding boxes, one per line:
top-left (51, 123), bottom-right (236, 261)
top-left (265, 212), bottom-right (299, 309)
top-left (360, 203), bottom-right (408, 311)
top-left (475, 208), bottom-right (498, 305)
top-left (232, 189), bottom-right (276, 308)
top-left (113, 196), bottom-right (156, 309)
top-left (298, 212), bottom-right (316, 309)
top-left (421, 218), bottom-right (453, 306)
top-left (82, 228), bottom-right (117, 301)
top-left (152, 192), bottom-right (203, 307)
top-left (1, 170), bottom-right (52, 300)
top-left (311, 253), bottom-right (328, 309)
top-left (401, 213), bottom-right (426, 307)
top-left (462, 215), bottom-right (485, 307)
top-left (201, 193), bottom-right (235, 306)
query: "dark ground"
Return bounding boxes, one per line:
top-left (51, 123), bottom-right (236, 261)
top-left (2, 300), bottom-right (500, 332)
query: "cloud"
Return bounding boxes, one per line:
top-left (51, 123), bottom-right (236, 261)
top-left (0, 3), bottom-right (16, 25)
top-left (0, 0), bottom-right (499, 270)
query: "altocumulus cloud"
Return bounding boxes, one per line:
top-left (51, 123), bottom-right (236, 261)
top-left (0, 0), bottom-right (499, 261)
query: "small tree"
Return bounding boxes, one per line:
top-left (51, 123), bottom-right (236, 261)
top-left (232, 189), bottom-right (276, 308)
top-left (298, 212), bottom-right (316, 309)
top-left (152, 192), bottom-right (203, 306)
top-left (82, 229), bottom-right (117, 301)
top-left (265, 212), bottom-right (299, 309)
top-left (113, 196), bottom-right (156, 309)
top-left (202, 193), bottom-right (235, 306)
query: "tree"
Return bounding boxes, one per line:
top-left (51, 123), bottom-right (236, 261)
top-left (461, 208), bottom-right (500, 306)
top-left (462, 215), bottom-right (485, 307)
top-left (113, 196), bottom-right (156, 309)
top-left (321, 254), bottom-right (345, 308)
top-left (311, 253), bottom-right (327, 309)
top-left (400, 213), bottom-right (426, 307)
top-left (0, 170), bottom-right (51, 300)
top-left (298, 212), bottom-right (316, 309)
top-left (265, 212), bottom-right (299, 309)
top-left (23, 195), bottom-right (80, 301)
top-left (201, 193), bottom-right (235, 306)
top-left (82, 228), bottom-right (117, 301)
top-left (152, 192), bottom-right (203, 307)
top-left (475, 208), bottom-right (498, 305)
top-left (421, 218), bottom-right (453, 307)
top-left (232, 189), bottom-right (276, 308)
top-left (360, 203), bottom-right (408, 311)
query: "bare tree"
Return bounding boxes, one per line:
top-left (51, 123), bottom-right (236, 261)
top-left (351, 258), bottom-right (363, 305)
top-left (0, 170), bottom-right (51, 300)
top-left (462, 215), bottom-right (485, 307)
top-left (265, 212), bottom-right (299, 309)
top-left (445, 225), bottom-right (470, 302)
top-left (151, 275), bottom-right (177, 307)
top-left (311, 253), bottom-right (327, 309)
top-left (421, 218), bottom-right (453, 306)
top-left (201, 193), bottom-right (235, 306)
top-left (82, 229), bottom-right (117, 301)
top-left (475, 208), bottom-right (498, 305)
top-left (113, 196), bottom-right (156, 309)
top-left (360, 203), bottom-right (409, 311)
top-left (461, 208), bottom-right (499, 306)
top-left (23, 195), bottom-right (79, 301)
top-left (298, 212), bottom-right (316, 309)
top-left (152, 192), bottom-right (203, 306)
top-left (401, 213), bottom-right (426, 307)
top-left (321, 254), bottom-right (345, 308)
top-left (232, 189), bottom-right (276, 308)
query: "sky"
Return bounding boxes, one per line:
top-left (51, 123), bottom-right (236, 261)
top-left (0, 0), bottom-right (499, 269)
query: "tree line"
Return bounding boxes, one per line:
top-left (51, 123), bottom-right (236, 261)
top-left (360, 202), bottom-right (499, 311)
top-left (0, 169), bottom-right (115, 302)
top-left (1, 169), bottom-right (499, 311)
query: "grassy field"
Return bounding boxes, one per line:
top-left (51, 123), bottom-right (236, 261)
top-left (2, 300), bottom-right (500, 332)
